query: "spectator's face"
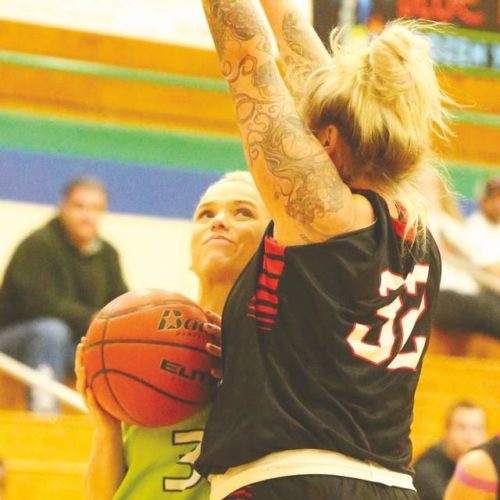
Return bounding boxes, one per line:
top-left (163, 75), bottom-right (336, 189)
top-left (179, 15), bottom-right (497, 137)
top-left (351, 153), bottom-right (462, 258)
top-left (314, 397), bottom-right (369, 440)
top-left (59, 186), bottom-right (107, 248)
top-left (190, 179), bottom-right (269, 283)
top-left (481, 191), bottom-right (500, 224)
top-left (445, 407), bottom-right (487, 461)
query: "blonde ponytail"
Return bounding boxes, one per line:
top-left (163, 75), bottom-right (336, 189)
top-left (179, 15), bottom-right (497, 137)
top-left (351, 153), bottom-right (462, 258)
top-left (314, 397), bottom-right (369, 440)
top-left (300, 20), bottom-right (454, 243)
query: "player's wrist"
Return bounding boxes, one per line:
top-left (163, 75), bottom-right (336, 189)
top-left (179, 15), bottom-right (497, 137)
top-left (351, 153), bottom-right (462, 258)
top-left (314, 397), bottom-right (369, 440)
top-left (93, 423), bottom-right (122, 442)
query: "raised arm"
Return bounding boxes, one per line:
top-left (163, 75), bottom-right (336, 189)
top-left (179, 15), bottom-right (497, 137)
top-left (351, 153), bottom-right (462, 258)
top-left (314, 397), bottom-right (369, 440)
top-left (202, 0), bottom-right (364, 245)
top-left (259, 0), bottom-right (330, 91)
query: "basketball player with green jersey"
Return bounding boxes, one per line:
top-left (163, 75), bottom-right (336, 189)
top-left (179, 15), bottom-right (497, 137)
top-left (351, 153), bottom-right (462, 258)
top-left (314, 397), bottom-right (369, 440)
top-left (114, 407), bottom-right (211, 499)
top-left (75, 172), bottom-right (269, 500)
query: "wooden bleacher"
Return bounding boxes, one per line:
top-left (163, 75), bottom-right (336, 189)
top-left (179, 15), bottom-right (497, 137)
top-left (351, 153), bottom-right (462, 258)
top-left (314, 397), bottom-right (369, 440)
top-left (0, 342), bottom-right (498, 499)
top-left (0, 410), bottom-right (93, 500)
top-left (428, 327), bottom-right (500, 359)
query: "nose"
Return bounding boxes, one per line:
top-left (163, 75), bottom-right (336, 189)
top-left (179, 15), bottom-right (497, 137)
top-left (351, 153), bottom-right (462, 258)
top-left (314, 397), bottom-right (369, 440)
top-left (211, 211), bottom-right (228, 230)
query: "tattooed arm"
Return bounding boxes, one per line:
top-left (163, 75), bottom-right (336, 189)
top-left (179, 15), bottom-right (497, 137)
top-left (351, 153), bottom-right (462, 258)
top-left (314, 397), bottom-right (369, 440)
top-left (259, 0), bottom-right (330, 93)
top-left (202, 0), bottom-right (372, 245)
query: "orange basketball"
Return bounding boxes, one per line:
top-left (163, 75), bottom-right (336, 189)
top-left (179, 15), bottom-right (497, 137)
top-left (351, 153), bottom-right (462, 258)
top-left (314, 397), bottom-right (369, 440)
top-left (83, 289), bottom-right (217, 427)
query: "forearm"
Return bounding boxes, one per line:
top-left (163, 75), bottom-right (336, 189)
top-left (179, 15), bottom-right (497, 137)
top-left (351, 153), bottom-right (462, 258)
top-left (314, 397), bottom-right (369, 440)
top-left (84, 428), bottom-right (125, 500)
top-left (202, 0), bottom-right (275, 68)
top-left (259, 0), bottom-right (329, 68)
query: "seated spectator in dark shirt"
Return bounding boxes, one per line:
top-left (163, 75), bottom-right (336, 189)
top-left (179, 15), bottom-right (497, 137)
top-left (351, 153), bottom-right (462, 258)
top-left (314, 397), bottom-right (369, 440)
top-left (414, 401), bottom-right (488, 500)
top-left (0, 177), bottom-right (127, 412)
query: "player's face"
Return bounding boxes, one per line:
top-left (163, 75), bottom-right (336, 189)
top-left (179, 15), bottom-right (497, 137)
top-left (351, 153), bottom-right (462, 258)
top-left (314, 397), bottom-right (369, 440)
top-left (59, 186), bottom-right (107, 249)
top-left (445, 408), bottom-right (487, 460)
top-left (190, 179), bottom-right (269, 282)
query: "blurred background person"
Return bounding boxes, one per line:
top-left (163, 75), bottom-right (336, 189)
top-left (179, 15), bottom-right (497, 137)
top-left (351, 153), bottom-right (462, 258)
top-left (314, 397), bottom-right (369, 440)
top-left (0, 177), bottom-right (127, 413)
top-left (464, 177), bottom-right (500, 281)
top-left (419, 169), bottom-right (500, 340)
top-left (444, 434), bottom-right (499, 500)
top-left (414, 401), bottom-right (488, 500)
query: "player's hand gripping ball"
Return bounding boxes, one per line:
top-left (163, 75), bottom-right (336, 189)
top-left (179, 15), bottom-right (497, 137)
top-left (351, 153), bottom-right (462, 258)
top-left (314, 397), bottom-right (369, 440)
top-left (83, 289), bottom-right (218, 427)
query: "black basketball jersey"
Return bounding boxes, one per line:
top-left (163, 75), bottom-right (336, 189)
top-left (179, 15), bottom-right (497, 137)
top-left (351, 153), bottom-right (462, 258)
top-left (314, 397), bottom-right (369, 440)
top-left (196, 190), bottom-right (441, 477)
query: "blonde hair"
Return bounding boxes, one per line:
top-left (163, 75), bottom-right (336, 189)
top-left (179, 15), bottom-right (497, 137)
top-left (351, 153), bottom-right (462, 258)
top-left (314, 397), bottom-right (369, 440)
top-left (196, 170), bottom-right (264, 207)
top-left (300, 20), bottom-right (454, 243)
top-left (219, 170), bottom-right (255, 186)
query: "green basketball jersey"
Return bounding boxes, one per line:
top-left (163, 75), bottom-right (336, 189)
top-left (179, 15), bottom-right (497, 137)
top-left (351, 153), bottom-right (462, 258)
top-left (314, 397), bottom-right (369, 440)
top-left (113, 407), bottom-right (211, 499)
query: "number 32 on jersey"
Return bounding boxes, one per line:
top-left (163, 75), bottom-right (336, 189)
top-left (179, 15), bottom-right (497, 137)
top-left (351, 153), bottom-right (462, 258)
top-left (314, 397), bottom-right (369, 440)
top-left (347, 264), bottom-right (429, 371)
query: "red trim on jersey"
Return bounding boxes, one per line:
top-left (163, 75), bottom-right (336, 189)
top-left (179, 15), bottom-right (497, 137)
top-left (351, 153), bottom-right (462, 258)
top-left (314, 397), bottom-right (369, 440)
top-left (246, 312), bottom-right (276, 325)
top-left (263, 254), bottom-right (285, 275)
top-left (264, 235), bottom-right (286, 257)
top-left (391, 204), bottom-right (415, 242)
top-left (258, 273), bottom-right (279, 290)
top-left (455, 464), bottom-right (498, 492)
top-left (247, 236), bottom-right (286, 333)
top-left (226, 486), bottom-right (254, 499)
top-left (248, 303), bottom-right (279, 315)
top-left (255, 315), bottom-right (276, 325)
top-left (254, 290), bottom-right (279, 304)
top-left (391, 217), bottom-right (415, 241)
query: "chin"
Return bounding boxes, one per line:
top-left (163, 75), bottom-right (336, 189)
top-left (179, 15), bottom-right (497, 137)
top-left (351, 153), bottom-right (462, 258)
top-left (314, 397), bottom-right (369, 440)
top-left (205, 257), bottom-right (239, 278)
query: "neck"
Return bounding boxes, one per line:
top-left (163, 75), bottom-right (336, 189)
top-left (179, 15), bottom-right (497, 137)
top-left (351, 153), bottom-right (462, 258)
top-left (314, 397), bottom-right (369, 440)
top-left (58, 219), bottom-right (96, 254)
top-left (350, 179), bottom-right (398, 218)
top-left (71, 235), bottom-right (99, 255)
top-left (197, 278), bottom-right (234, 315)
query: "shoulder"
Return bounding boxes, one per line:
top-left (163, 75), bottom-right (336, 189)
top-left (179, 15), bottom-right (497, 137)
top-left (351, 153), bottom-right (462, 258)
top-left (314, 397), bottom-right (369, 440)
top-left (14, 219), bottom-right (61, 253)
top-left (274, 189), bottom-right (376, 245)
top-left (457, 448), bottom-right (497, 482)
top-left (99, 239), bottom-right (120, 256)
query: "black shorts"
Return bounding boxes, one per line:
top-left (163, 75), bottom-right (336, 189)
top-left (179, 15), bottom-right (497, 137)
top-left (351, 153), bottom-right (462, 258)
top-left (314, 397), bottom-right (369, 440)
top-left (223, 475), bottom-right (419, 500)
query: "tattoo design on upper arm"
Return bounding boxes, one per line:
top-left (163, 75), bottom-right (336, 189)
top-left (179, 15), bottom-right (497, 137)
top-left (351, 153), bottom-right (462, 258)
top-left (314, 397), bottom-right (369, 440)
top-left (231, 59), bottom-right (345, 224)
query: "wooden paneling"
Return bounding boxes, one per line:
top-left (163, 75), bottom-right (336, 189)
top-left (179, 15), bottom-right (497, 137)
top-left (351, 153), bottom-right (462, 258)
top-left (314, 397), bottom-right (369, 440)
top-left (0, 20), bottom-right (221, 78)
top-left (0, 63), bottom-right (237, 135)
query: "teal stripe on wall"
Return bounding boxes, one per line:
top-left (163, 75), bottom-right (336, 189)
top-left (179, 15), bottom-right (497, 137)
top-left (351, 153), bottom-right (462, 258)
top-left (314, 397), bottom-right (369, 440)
top-left (0, 110), bottom-right (246, 172)
top-left (445, 162), bottom-right (500, 199)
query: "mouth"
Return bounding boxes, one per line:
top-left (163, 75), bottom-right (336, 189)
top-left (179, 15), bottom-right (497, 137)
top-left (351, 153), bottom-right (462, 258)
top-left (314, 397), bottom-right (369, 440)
top-left (203, 235), bottom-right (233, 245)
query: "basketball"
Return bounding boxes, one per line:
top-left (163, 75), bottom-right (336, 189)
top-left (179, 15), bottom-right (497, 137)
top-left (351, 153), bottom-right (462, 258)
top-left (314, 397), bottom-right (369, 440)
top-left (82, 289), bottom-right (217, 427)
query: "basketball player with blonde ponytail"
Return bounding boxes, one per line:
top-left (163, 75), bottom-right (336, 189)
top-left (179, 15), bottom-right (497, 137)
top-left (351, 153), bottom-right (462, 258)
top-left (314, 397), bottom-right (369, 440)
top-left (196, 1), bottom-right (449, 499)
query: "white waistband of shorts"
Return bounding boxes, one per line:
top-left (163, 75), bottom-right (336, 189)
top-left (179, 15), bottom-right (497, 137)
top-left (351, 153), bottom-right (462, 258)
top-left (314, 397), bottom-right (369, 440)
top-left (209, 449), bottom-right (415, 500)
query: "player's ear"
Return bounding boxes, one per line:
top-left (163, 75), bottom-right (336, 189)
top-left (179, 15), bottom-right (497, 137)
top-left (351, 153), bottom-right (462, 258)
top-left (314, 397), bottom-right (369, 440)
top-left (321, 125), bottom-right (339, 154)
